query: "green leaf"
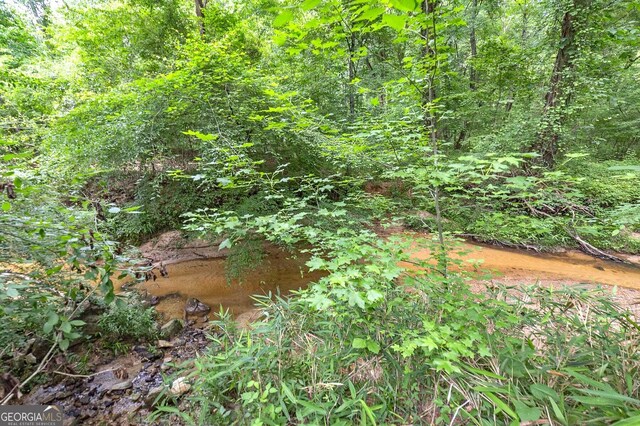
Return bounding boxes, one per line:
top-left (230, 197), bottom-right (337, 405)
top-left (219, 238), bottom-right (232, 250)
top-left (613, 414), bottom-right (640, 426)
top-left (182, 130), bottom-right (217, 141)
top-left (306, 257), bottom-right (326, 271)
top-left (548, 397), bottom-right (567, 425)
top-left (482, 392), bottom-right (517, 419)
top-left (274, 10), bottom-right (294, 27)
top-left (382, 14), bottom-right (407, 31)
top-left (366, 289), bottom-right (384, 302)
top-left (574, 388), bottom-right (640, 405)
top-left (464, 365), bottom-right (507, 380)
top-left (513, 400), bottom-right (541, 422)
top-left (564, 152), bottom-right (589, 159)
top-left (301, 0), bottom-right (321, 10)
top-left (61, 321), bottom-right (72, 333)
top-left (355, 7), bottom-right (385, 22)
top-left (298, 399), bottom-right (327, 416)
top-left (571, 396), bottom-right (625, 407)
top-left (530, 384), bottom-right (560, 402)
top-left (1, 202), bottom-right (10, 211)
top-left (348, 291), bottom-right (366, 309)
top-left (46, 265), bottom-right (63, 275)
top-left (366, 340), bottom-right (380, 354)
top-left (59, 339), bottom-right (70, 351)
top-left (390, 0), bottom-right (419, 12)
top-left (43, 312), bottom-right (59, 333)
top-left (352, 338), bottom-right (367, 349)
top-left (562, 369), bottom-right (615, 392)
top-left (281, 382), bottom-right (298, 404)
top-left (360, 400), bottom-right (377, 424)
top-left (216, 177), bottom-right (232, 186)
top-left (6, 287), bottom-right (19, 297)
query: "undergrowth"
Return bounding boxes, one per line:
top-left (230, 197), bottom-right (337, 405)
top-left (157, 235), bottom-right (640, 425)
top-left (151, 164), bottom-right (640, 425)
top-left (389, 156), bottom-right (640, 253)
top-left (97, 294), bottom-right (158, 342)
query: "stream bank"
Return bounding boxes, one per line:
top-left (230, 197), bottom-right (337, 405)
top-left (23, 324), bottom-right (210, 425)
top-left (15, 230), bottom-right (640, 425)
top-left (126, 231), bottom-right (640, 323)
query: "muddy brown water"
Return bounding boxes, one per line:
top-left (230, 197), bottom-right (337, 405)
top-left (119, 249), bottom-right (325, 320)
top-left (118, 236), bottom-right (640, 321)
top-left (405, 238), bottom-right (640, 287)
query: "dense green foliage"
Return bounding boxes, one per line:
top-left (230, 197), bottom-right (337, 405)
top-left (1, 0), bottom-right (639, 421)
top-left (167, 167), bottom-right (640, 425)
top-left (97, 294), bottom-right (158, 342)
top-left (166, 268), bottom-right (640, 425)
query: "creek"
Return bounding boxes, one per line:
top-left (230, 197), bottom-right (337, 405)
top-left (118, 234), bottom-right (640, 321)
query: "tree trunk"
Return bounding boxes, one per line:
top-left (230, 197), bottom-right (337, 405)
top-left (532, 1), bottom-right (587, 166)
top-left (421, 0), bottom-right (437, 132)
top-left (469, 0), bottom-right (478, 91)
top-left (194, 0), bottom-right (206, 36)
top-left (458, 0), bottom-right (479, 149)
top-left (348, 33), bottom-right (357, 115)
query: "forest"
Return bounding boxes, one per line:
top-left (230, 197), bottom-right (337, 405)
top-left (1, 0), bottom-right (640, 423)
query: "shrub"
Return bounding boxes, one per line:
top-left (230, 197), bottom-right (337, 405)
top-left (97, 295), bottom-right (158, 342)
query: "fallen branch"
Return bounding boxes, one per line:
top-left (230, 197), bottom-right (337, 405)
top-left (52, 367), bottom-right (121, 379)
top-left (566, 228), bottom-right (627, 264)
top-left (523, 200), bottom-right (553, 219)
top-left (0, 337), bottom-right (58, 405)
top-left (1, 284), bottom-right (102, 405)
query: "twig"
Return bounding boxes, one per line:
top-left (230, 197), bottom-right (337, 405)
top-left (523, 200), bottom-right (553, 218)
top-left (449, 401), bottom-right (469, 426)
top-left (1, 273), bottom-right (106, 405)
top-left (1, 336), bottom-right (59, 405)
top-left (52, 371), bottom-right (91, 378)
top-left (52, 367), bottom-right (120, 379)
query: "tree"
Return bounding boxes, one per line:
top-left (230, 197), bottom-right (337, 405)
top-left (532, 0), bottom-right (591, 166)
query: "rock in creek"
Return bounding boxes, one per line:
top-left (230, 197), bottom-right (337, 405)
top-left (145, 385), bottom-right (165, 406)
top-left (184, 298), bottom-right (211, 317)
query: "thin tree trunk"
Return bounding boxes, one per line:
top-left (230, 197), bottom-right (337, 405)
top-left (457, 0), bottom-right (478, 149)
top-left (506, 4), bottom-right (528, 113)
top-left (469, 0), bottom-right (478, 91)
top-left (348, 33), bottom-right (357, 115)
top-left (421, 0), bottom-right (447, 276)
top-left (194, 0), bottom-right (206, 36)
